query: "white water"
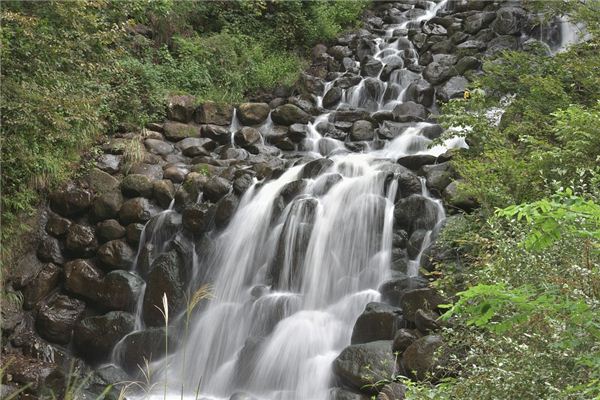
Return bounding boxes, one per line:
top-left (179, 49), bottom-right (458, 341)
top-left (124, 1), bottom-right (468, 399)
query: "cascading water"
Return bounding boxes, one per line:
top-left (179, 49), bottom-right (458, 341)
top-left (114, 1), bottom-right (467, 399)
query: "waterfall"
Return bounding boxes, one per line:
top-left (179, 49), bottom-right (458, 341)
top-left (119, 1), bottom-right (468, 399)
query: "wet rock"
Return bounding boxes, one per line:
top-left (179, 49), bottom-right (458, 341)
top-left (234, 127), bottom-right (262, 150)
top-left (492, 7), bottom-right (526, 35)
top-left (215, 193), bottom-right (239, 228)
top-left (423, 62), bottom-right (453, 85)
top-left (126, 223), bottom-right (144, 246)
top-left (37, 236), bottom-right (64, 264)
top-left (350, 120), bottom-right (375, 141)
top-left (455, 55), bottom-right (481, 74)
top-left (64, 259), bottom-right (103, 301)
top-left (400, 288), bottom-right (446, 323)
top-left (65, 224), bottom-right (98, 257)
top-left (204, 176), bottom-right (232, 203)
top-left (380, 57), bottom-right (404, 81)
top-left (402, 335), bottom-right (444, 380)
top-left (36, 295), bottom-right (85, 344)
top-left (404, 79), bottom-right (434, 107)
top-left (464, 12), bottom-right (496, 34)
top-left (334, 109), bottom-right (371, 123)
top-left (92, 190), bottom-right (123, 221)
top-left (195, 101), bottom-right (233, 126)
top-left (128, 162), bottom-right (163, 180)
top-left (163, 165), bottom-right (188, 184)
top-left (230, 392), bottom-right (259, 400)
top-left (99, 270), bottom-right (145, 311)
top-left (144, 138), bottom-right (174, 157)
top-left (392, 328), bottom-right (420, 353)
top-left (97, 239), bottom-right (136, 271)
top-left (415, 309), bottom-right (441, 333)
top-left (397, 154), bottom-right (437, 170)
top-left (143, 250), bottom-right (186, 327)
top-left (117, 327), bottom-right (176, 376)
top-left (394, 195), bottom-right (439, 234)
top-left (119, 197), bottom-right (155, 225)
top-left (23, 263), bottom-right (61, 309)
top-left (437, 76), bottom-right (469, 102)
top-left (45, 213), bottom-right (71, 238)
top-left (377, 383), bottom-right (406, 400)
top-left (177, 137), bottom-right (215, 157)
top-left (233, 173), bottom-right (255, 195)
top-left (96, 154), bottom-right (122, 174)
top-left (443, 180), bottom-right (478, 212)
top-left (163, 121), bottom-right (201, 142)
top-left (121, 174), bottom-right (153, 198)
top-left (351, 302), bottom-right (404, 344)
top-left (392, 101), bottom-right (428, 122)
top-left (203, 124), bottom-right (231, 144)
top-left (333, 340), bottom-right (396, 394)
top-left (86, 168), bottom-right (120, 194)
top-left (237, 103), bottom-right (270, 125)
top-left (406, 229), bottom-right (427, 259)
top-left (378, 163), bottom-right (422, 199)
top-left (153, 179), bottom-right (175, 208)
top-left (50, 187), bottom-right (92, 217)
top-left (271, 104), bottom-right (311, 126)
top-left (297, 73), bottom-right (325, 96)
top-left (167, 94), bottom-right (196, 123)
top-left (300, 158), bottom-right (334, 179)
top-left (4, 355), bottom-right (64, 392)
top-left (74, 312), bottom-right (135, 362)
top-left (357, 38), bottom-right (377, 61)
top-left (379, 276), bottom-right (429, 307)
top-left (422, 162), bottom-right (454, 195)
top-left (361, 57), bottom-right (383, 77)
top-left (182, 203), bottom-right (214, 234)
top-left (323, 86), bottom-right (343, 109)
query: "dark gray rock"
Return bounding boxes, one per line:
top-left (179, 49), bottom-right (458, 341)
top-left (36, 295), bottom-right (85, 344)
top-left (195, 101), bottom-right (233, 126)
top-left (405, 79), bottom-right (434, 107)
top-left (163, 121), bottom-right (201, 142)
top-left (350, 120), bottom-right (375, 141)
top-left (300, 158), bottom-right (333, 179)
top-left (203, 124), bottom-right (231, 144)
top-left (492, 7), bottom-right (526, 35)
top-left (400, 288), bottom-right (446, 323)
top-left (177, 137), bottom-right (215, 157)
top-left (96, 154), bottom-right (122, 174)
top-left (234, 127), bottom-right (262, 149)
top-left (49, 187), bottom-right (92, 217)
top-left (379, 276), bottom-right (429, 307)
top-left (92, 191), bottom-right (123, 221)
top-left (86, 168), bottom-right (120, 194)
top-left (215, 193), bottom-right (239, 229)
top-left (415, 309), bottom-right (441, 333)
top-left (63, 259), bottom-right (103, 301)
top-left (392, 101), bottom-right (428, 122)
top-left (45, 213), bottom-right (71, 238)
top-left (144, 138), bottom-right (174, 156)
top-left (97, 239), bottom-right (136, 271)
top-left (74, 312), bottom-right (135, 362)
top-left (119, 197), bottom-right (155, 225)
top-left (65, 224), bottom-right (98, 257)
top-left (351, 302), bottom-right (404, 344)
top-left (323, 87), bottom-right (343, 109)
top-left (23, 263), bottom-right (61, 309)
top-left (394, 195), bottom-right (439, 234)
top-left (237, 103), bottom-right (270, 125)
top-left (392, 328), bottom-right (420, 354)
top-left (443, 180), bottom-right (478, 212)
top-left (99, 270), bottom-right (145, 311)
top-left (116, 328), bottom-right (176, 375)
top-left (361, 57), bottom-right (383, 77)
top-left (271, 104), bottom-right (311, 126)
top-left (464, 12), bottom-right (496, 34)
top-left (166, 94), bottom-right (196, 123)
top-left (402, 334), bottom-right (444, 380)
top-left (37, 236), bottom-right (64, 265)
top-left (438, 76), bottom-right (469, 102)
top-left (486, 35), bottom-right (519, 55)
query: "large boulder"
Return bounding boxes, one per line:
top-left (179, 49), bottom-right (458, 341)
top-left (361, 57), bottom-right (383, 77)
top-left (379, 276), bottom-right (429, 307)
top-left (121, 174), bottom-right (154, 198)
top-left (404, 79), bottom-right (434, 107)
top-left (36, 236), bottom-right (64, 265)
top-left (492, 7), bottom-right (526, 35)
top-left (119, 197), bottom-right (156, 225)
top-left (203, 124), bottom-right (231, 144)
top-left (23, 263), bottom-right (61, 309)
top-left (163, 121), bottom-right (201, 142)
top-left (333, 341), bottom-right (397, 394)
top-left (437, 76), bottom-right (469, 102)
top-left (99, 270), bottom-right (145, 311)
top-left (177, 137), bottom-right (216, 157)
top-left (64, 259), bottom-right (103, 301)
top-left (400, 288), bottom-right (446, 323)
top-left (323, 87), bottom-right (343, 109)
top-left (350, 120), bottom-right (375, 141)
top-left (351, 302), bottom-right (404, 344)
top-left (464, 12), bottom-right (496, 34)
top-left (97, 239), bottom-right (136, 271)
top-left (49, 187), bottom-right (92, 217)
top-left (45, 213), bottom-right (71, 238)
top-left (65, 224), bottom-right (98, 257)
top-left (36, 295), bottom-right (85, 344)
top-left (392, 102), bottom-right (428, 122)
top-left (234, 127), bottom-right (262, 150)
top-left (271, 104), bottom-right (311, 126)
top-left (92, 191), bottom-right (123, 221)
top-left (300, 158), bottom-right (333, 179)
top-left (237, 103), bottom-right (270, 125)
top-left (86, 168), bottom-right (120, 194)
top-left (443, 180), bottom-right (478, 212)
top-left (182, 203), bottom-right (214, 234)
top-left (215, 193), bottom-right (239, 228)
top-left (194, 101), bottom-right (233, 126)
top-left (116, 328), bottom-right (176, 376)
top-left (96, 219), bottom-right (126, 242)
top-left (142, 250), bottom-right (186, 327)
top-left (166, 94), bottom-right (196, 123)
top-left (402, 335), bottom-right (445, 380)
top-left (394, 195), bottom-right (439, 234)
top-left (423, 62), bottom-right (453, 85)
top-left (392, 328), bottom-right (421, 354)
top-left (144, 138), bottom-right (174, 156)
top-left (74, 312), bottom-right (135, 363)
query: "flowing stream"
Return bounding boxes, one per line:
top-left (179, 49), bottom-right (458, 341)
top-left (117, 1), bottom-right (468, 399)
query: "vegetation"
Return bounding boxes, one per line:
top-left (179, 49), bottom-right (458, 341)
top-left (405, 2), bottom-right (600, 398)
top-left (0, 0), bottom-right (367, 261)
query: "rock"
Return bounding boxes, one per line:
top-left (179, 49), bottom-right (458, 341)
top-left (422, 162), bottom-right (454, 195)
top-left (400, 288), bottom-right (446, 322)
top-left (443, 180), bottom-right (478, 212)
top-left (204, 176), bottom-right (232, 203)
top-left (163, 121), bottom-right (201, 142)
top-left (297, 73), bottom-right (325, 96)
top-left (142, 250), bottom-right (186, 327)
top-left (4, 355), bottom-right (64, 392)
top-left (379, 276), bottom-right (429, 307)
top-left (23, 263), bottom-right (61, 309)
top-left (329, 388), bottom-right (370, 400)
top-left (486, 35), bottom-right (519, 55)
top-left (233, 173), bottom-right (255, 195)
top-left (215, 193), bottom-right (239, 228)
top-left (37, 236), bottom-right (64, 264)
top-left (464, 12), bottom-right (496, 34)
top-left (415, 309), bottom-right (441, 333)
top-left (237, 102), bottom-right (270, 125)
top-left (392, 328), bottom-right (420, 353)
top-left (49, 187), bottom-right (92, 217)
top-left (300, 158), bottom-right (333, 179)
top-left (351, 302), bottom-right (404, 344)
top-left (175, 137), bottom-right (212, 157)
top-left (323, 87), bottom-right (343, 109)
top-left (163, 165), bottom-right (188, 184)
top-left (36, 295), bottom-right (85, 344)
top-left (99, 270), bottom-right (145, 311)
top-left (96, 154), bottom-right (122, 174)
top-left (271, 104), bottom-right (311, 126)
top-left (361, 57), bottom-right (383, 77)
top-left (65, 224), bottom-right (98, 257)
top-left (144, 138), bottom-right (174, 156)
top-left (153, 179), bottom-right (175, 208)
top-left (378, 163), bottom-right (421, 199)
top-left (86, 168), bottom-right (120, 194)
top-left (350, 120), bottom-right (375, 141)
top-left (116, 328), bottom-right (175, 376)
top-left (203, 124), bottom-right (231, 144)
top-left (45, 213), bottom-right (71, 238)
top-left (404, 79), bottom-right (434, 107)
top-left (230, 392), bottom-right (259, 400)
top-left (394, 195), bottom-right (439, 234)
top-left (182, 203), bottom-right (213, 234)
top-left (397, 154), bottom-right (437, 170)
top-left (119, 197), bottom-right (155, 224)
top-left (377, 383), bottom-right (406, 400)
top-left (334, 109), bottom-right (371, 123)
top-left (492, 7), bottom-right (526, 35)
top-left (333, 341), bottom-right (396, 394)
top-left (455, 55), bottom-right (481, 74)
top-left (126, 223), bottom-right (144, 246)
top-left (357, 38), bottom-right (377, 61)
top-left (167, 94), bottom-right (196, 123)
top-left (288, 123), bottom-right (308, 143)
top-left (74, 312), bottom-right (135, 362)
top-left (437, 76), bottom-right (469, 102)
top-left (195, 101), bottom-right (233, 126)
top-left (392, 101), bottom-right (428, 122)
top-left (63, 259), bottom-right (103, 305)
top-left (92, 191), bottom-right (123, 221)
top-left (402, 335), bottom-right (444, 380)
top-left (129, 162), bottom-right (163, 180)
top-left (234, 127), bottom-right (262, 149)
top-left (380, 57), bottom-right (404, 81)
top-left (97, 239), bottom-right (135, 271)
